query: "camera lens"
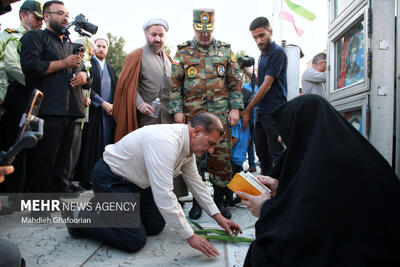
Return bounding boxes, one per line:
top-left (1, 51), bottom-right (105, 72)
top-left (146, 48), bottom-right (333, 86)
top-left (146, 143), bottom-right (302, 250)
top-left (82, 22), bottom-right (98, 35)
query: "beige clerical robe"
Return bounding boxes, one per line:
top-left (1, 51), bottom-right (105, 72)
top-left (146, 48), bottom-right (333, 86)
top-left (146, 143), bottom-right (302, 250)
top-left (136, 45), bottom-right (174, 127)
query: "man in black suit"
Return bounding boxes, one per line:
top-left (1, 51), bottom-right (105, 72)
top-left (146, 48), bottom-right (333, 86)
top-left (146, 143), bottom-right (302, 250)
top-left (76, 36), bottom-right (118, 189)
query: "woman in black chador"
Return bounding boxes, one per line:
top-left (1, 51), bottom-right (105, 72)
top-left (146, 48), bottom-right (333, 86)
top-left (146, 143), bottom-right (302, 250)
top-left (240, 95), bottom-right (400, 267)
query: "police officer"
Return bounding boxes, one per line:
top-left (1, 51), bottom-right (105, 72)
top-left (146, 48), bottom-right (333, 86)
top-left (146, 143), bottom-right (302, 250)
top-left (0, 0), bottom-right (43, 195)
top-left (169, 9), bottom-right (243, 219)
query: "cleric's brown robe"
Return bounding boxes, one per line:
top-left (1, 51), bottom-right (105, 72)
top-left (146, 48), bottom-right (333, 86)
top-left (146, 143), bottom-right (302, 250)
top-left (113, 49), bottom-right (142, 142)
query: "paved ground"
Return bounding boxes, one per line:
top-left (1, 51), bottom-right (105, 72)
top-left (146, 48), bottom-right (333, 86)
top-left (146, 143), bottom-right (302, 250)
top-left (0, 169), bottom-right (259, 267)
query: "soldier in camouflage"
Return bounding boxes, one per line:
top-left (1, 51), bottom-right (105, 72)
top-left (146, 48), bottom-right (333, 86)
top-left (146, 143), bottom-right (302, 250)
top-left (169, 9), bottom-right (243, 219)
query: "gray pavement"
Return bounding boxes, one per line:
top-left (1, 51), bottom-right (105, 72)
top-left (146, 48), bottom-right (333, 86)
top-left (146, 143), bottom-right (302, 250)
top-left (0, 176), bottom-right (259, 267)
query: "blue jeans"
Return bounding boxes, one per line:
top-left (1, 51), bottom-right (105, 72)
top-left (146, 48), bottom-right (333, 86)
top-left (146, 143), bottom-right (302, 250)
top-left (79, 158), bottom-right (165, 252)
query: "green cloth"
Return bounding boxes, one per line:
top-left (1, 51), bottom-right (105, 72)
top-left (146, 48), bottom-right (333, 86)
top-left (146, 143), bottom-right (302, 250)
top-left (284, 0), bottom-right (316, 21)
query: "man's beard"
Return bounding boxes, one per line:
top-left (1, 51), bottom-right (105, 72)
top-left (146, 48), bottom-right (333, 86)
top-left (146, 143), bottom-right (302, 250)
top-left (259, 38), bottom-right (273, 52)
top-left (150, 41), bottom-right (163, 53)
top-left (49, 19), bottom-right (64, 35)
top-left (95, 52), bottom-right (106, 61)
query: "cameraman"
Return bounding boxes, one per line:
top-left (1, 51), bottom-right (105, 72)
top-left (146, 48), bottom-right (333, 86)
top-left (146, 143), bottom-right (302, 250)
top-left (20, 1), bottom-right (87, 194)
top-left (240, 17), bottom-right (287, 176)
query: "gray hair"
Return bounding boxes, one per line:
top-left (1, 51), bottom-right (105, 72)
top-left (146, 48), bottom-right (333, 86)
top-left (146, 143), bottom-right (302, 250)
top-left (312, 53), bottom-right (326, 65)
top-left (189, 113), bottom-right (224, 136)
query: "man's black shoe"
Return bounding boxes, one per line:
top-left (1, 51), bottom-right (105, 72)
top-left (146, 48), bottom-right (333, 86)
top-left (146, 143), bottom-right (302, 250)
top-left (215, 200), bottom-right (232, 219)
top-left (189, 199), bottom-right (202, 219)
top-left (61, 208), bottom-right (86, 239)
top-left (213, 185), bottom-right (232, 219)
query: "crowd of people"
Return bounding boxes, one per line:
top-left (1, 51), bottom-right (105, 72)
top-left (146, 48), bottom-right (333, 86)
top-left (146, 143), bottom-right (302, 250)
top-left (1, 1), bottom-right (400, 266)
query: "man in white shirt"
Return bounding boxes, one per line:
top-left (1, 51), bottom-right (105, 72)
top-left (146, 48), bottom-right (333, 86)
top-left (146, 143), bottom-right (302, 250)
top-left (64, 112), bottom-right (241, 257)
top-left (301, 53), bottom-right (327, 98)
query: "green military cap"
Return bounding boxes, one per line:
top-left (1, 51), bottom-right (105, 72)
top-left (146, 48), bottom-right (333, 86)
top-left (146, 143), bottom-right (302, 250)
top-left (193, 8), bottom-right (214, 32)
top-left (20, 0), bottom-right (43, 19)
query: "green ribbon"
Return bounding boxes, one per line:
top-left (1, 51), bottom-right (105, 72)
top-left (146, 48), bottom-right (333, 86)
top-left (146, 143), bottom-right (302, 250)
top-left (81, 36), bottom-right (92, 130)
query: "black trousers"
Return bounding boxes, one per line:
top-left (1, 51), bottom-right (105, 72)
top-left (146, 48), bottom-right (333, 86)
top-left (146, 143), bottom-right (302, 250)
top-left (0, 82), bottom-right (31, 193)
top-left (30, 116), bottom-right (76, 192)
top-left (254, 113), bottom-right (284, 175)
top-left (79, 158), bottom-right (165, 252)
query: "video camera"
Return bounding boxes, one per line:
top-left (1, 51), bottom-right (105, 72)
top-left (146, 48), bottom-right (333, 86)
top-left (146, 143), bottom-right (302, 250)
top-left (62, 14), bottom-right (98, 38)
top-left (0, 90), bottom-right (44, 165)
top-left (238, 55), bottom-right (255, 68)
top-left (72, 43), bottom-right (85, 55)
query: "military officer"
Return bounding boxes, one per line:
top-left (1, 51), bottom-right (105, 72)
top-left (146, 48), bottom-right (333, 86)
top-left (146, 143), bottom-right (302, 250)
top-left (169, 8), bottom-right (243, 220)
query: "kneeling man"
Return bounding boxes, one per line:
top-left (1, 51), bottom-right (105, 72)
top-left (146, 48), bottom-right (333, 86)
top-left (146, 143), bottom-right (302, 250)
top-left (64, 112), bottom-right (240, 257)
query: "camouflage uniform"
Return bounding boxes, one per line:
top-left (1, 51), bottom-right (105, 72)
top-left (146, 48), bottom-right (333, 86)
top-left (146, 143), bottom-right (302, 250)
top-left (169, 32), bottom-right (243, 187)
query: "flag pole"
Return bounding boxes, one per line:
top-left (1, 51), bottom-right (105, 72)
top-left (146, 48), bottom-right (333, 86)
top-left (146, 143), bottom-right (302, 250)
top-left (280, 0), bottom-right (283, 43)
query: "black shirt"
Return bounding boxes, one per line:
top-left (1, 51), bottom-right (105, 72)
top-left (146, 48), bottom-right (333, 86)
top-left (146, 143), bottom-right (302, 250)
top-left (256, 41), bottom-right (287, 114)
top-left (20, 29), bottom-right (85, 117)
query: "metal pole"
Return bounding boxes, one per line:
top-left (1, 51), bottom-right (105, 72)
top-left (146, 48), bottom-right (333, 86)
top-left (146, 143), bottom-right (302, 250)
top-left (395, 0), bottom-right (400, 175)
top-left (280, 0), bottom-right (283, 43)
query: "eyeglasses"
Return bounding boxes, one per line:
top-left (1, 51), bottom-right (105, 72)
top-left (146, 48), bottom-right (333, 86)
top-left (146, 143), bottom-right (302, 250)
top-left (46, 10), bottom-right (69, 18)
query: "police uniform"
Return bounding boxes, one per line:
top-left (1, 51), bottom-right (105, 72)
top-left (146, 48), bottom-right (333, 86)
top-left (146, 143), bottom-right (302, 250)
top-left (169, 10), bottom-right (243, 187)
top-left (0, 26), bottom-right (25, 102)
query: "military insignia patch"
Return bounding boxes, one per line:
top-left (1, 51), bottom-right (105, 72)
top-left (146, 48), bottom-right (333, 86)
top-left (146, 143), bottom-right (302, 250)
top-left (217, 65), bottom-right (225, 76)
top-left (218, 51), bottom-right (223, 57)
top-left (200, 12), bottom-right (210, 23)
top-left (230, 53), bottom-right (237, 63)
top-left (5, 28), bottom-right (19, 34)
top-left (187, 66), bottom-right (197, 77)
top-left (172, 57), bottom-right (180, 65)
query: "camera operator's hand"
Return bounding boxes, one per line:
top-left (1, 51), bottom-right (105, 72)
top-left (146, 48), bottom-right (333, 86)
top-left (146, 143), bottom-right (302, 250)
top-left (228, 109), bottom-right (239, 126)
top-left (70, 72), bottom-right (88, 87)
top-left (241, 66), bottom-right (254, 79)
top-left (241, 110), bottom-right (250, 131)
top-left (174, 112), bottom-right (185, 124)
top-left (101, 101), bottom-right (113, 115)
top-left (63, 54), bottom-right (82, 69)
top-left (0, 165), bottom-right (14, 183)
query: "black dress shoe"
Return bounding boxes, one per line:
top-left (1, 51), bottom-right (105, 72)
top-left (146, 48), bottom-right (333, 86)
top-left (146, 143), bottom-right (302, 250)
top-left (189, 199), bottom-right (202, 219)
top-left (215, 200), bottom-right (231, 219)
top-left (213, 186), bottom-right (232, 219)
